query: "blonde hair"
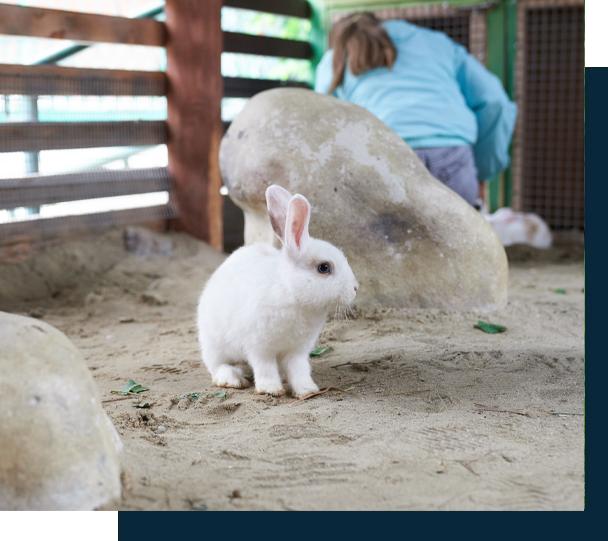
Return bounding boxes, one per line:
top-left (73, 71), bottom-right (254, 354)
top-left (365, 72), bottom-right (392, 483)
top-left (327, 12), bottom-right (397, 94)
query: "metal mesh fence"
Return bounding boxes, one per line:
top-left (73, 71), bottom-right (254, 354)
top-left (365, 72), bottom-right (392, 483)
top-left (513, 0), bottom-right (584, 230)
top-left (405, 14), bottom-right (470, 47)
top-left (332, 4), bottom-right (487, 64)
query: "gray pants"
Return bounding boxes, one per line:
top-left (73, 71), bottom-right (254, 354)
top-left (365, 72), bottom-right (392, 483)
top-left (414, 145), bottom-right (479, 207)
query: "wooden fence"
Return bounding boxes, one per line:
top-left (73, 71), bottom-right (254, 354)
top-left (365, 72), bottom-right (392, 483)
top-left (0, 0), bottom-right (313, 251)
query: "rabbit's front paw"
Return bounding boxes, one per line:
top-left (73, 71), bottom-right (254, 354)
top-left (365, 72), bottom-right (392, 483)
top-left (291, 380), bottom-right (320, 398)
top-left (255, 380), bottom-right (286, 396)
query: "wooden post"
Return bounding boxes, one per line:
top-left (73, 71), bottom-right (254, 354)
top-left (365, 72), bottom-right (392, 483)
top-left (165, 0), bottom-right (223, 251)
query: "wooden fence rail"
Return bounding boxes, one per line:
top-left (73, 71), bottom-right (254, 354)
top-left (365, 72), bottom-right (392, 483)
top-left (223, 0), bottom-right (311, 18)
top-left (0, 168), bottom-right (170, 209)
top-left (0, 205), bottom-right (173, 244)
top-left (223, 31), bottom-right (312, 58)
top-left (223, 76), bottom-right (310, 97)
top-left (0, 64), bottom-right (167, 96)
top-left (0, 65), bottom-right (310, 98)
top-left (0, 4), bottom-right (166, 46)
top-left (0, 121), bottom-right (167, 152)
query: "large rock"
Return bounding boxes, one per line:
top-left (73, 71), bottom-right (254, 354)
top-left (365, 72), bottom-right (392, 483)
top-left (220, 89), bottom-right (508, 311)
top-left (0, 312), bottom-right (122, 510)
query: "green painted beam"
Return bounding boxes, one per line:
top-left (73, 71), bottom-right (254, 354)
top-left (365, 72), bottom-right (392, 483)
top-left (503, 0), bottom-right (517, 207)
top-left (310, 0), bottom-right (329, 67)
top-left (485, 0), bottom-right (507, 210)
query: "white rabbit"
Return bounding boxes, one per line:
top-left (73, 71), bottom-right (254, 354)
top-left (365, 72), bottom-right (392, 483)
top-left (197, 185), bottom-right (358, 397)
top-left (484, 207), bottom-right (552, 249)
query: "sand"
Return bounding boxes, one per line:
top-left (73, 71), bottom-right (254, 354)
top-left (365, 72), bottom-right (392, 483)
top-left (0, 229), bottom-right (584, 510)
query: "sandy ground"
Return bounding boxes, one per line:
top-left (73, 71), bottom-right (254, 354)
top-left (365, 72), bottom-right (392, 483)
top-left (0, 229), bottom-right (584, 510)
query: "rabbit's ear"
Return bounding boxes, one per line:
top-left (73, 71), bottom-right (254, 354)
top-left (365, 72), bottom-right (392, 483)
top-left (285, 194), bottom-right (311, 253)
top-left (265, 184), bottom-right (292, 242)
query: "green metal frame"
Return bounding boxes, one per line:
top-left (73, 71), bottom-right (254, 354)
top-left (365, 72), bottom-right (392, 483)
top-left (310, 0), bottom-right (329, 67)
top-left (485, 0), bottom-right (517, 210)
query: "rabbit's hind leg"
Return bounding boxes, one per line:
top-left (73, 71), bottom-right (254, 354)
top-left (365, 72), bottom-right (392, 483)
top-left (213, 364), bottom-right (250, 388)
top-left (203, 349), bottom-right (250, 389)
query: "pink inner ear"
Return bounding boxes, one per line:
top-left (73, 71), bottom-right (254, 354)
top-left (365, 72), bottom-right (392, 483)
top-left (266, 185), bottom-right (292, 241)
top-left (290, 198), bottom-right (309, 248)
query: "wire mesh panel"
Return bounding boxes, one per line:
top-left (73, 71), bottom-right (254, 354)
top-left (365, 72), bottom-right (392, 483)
top-left (513, 0), bottom-right (584, 230)
top-left (331, 4), bottom-right (487, 64)
top-left (406, 14), bottom-right (470, 47)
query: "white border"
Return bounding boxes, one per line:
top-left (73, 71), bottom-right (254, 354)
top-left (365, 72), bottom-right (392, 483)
top-left (586, 0), bottom-right (608, 67)
top-left (2, 511), bottom-right (118, 541)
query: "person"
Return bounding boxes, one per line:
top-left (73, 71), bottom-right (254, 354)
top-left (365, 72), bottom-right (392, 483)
top-left (315, 12), bottom-right (517, 207)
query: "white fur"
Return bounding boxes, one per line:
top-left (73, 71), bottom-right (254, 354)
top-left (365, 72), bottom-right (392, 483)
top-left (197, 185), bottom-right (358, 397)
top-left (484, 207), bottom-right (552, 249)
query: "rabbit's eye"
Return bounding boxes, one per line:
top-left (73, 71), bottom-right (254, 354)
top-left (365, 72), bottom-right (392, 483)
top-left (317, 262), bottom-right (332, 275)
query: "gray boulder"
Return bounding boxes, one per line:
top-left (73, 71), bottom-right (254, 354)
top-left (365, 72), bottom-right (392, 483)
top-left (220, 89), bottom-right (508, 311)
top-left (0, 312), bottom-right (122, 510)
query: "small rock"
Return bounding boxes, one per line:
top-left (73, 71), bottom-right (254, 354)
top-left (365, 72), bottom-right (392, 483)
top-left (229, 489), bottom-right (241, 499)
top-left (140, 292), bottom-right (168, 306)
top-left (351, 364), bottom-right (369, 372)
top-left (118, 317), bottom-right (135, 324)
top-left (155, 425), bottom-right (167, 434)
top-left (134, 401), bottom-right (153, 409)
top-left (435, 461), bottom-right (447, 474)
top-left (189, 501), bottom-right (208, 511)
top-left (28, 307), bottom-right (45, 319)
top-left (123, 226), bottom-right (173, 257)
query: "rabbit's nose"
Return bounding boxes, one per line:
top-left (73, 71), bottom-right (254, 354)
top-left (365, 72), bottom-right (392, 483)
top-left (354, 285), bottom-right (359, 292)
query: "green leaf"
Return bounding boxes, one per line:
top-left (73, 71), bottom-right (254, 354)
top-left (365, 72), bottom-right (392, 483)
top-left (111, 379), bottom-right (149, 395)
top-left (186, 392), bottom-right (202, 401)
top-left (474, 320), bottom-right (507, 334)
top-left (310, 346), bottom-right (333, 357)
top-left (211, 390), bottom-right (228, 400)
top-left (553, 288), bottom-right (567, 294)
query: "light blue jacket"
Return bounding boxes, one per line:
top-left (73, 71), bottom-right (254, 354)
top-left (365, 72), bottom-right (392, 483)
top-left (315, 20), bottom-right (517, 180)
